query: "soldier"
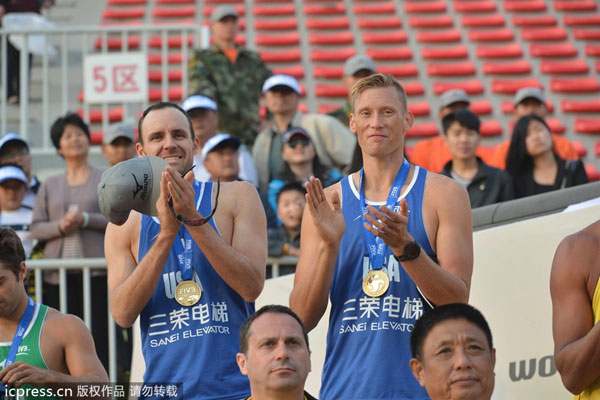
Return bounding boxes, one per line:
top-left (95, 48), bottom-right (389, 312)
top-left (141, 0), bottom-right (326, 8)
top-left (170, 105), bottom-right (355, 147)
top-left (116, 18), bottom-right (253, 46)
top-left (188, 5), bottom-right (271, 146)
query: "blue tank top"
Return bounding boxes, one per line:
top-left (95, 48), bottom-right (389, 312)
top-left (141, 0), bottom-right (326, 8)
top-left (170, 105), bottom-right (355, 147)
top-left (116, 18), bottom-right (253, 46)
top-left (138, 181), bottom-right (252, 400)
top-left (321, 167), bottom-right (434, 400)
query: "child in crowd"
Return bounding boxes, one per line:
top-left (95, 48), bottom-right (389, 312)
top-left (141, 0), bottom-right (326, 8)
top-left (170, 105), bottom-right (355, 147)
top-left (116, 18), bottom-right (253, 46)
top-left (268, 182), bottom-right (306, 261)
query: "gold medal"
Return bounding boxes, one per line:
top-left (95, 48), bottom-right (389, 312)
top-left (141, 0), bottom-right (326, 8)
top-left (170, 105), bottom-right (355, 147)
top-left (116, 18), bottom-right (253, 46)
top-left (174, 280), bottom-right (202, 306)
top-left (362, 270), bottom-right (390, 297)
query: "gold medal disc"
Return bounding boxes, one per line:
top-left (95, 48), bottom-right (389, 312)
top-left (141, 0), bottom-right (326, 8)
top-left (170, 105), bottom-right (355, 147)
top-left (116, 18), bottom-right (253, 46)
top-left (175, 280), bottom-right (202, 306)
top-left (362, 270), bottom-right (390, 297)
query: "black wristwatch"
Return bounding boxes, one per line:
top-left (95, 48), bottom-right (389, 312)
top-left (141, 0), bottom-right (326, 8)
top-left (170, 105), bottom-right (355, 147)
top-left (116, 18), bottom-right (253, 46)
top-left (395, 241), bottom-right (421, 262)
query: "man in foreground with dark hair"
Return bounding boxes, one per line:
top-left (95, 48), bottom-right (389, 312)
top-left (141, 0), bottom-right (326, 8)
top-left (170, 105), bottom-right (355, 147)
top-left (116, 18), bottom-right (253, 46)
top-left (0, 227), bottom-right (107, 399)
top-left (409, 303), bottom-right (496, 400)
top-left (236, 305), bottom-right (315, 400)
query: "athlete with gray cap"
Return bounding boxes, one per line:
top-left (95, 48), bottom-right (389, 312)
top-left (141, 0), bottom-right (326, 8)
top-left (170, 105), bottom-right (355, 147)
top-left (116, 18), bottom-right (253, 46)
top-left (102, 102), bottom-right (267, 399)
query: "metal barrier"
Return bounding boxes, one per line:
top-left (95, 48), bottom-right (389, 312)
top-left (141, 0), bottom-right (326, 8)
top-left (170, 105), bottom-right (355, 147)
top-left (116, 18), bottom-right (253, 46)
top-left (0, 24), bottom-right (203, 150)
top-left (25, 256), bottom-right (297, 383)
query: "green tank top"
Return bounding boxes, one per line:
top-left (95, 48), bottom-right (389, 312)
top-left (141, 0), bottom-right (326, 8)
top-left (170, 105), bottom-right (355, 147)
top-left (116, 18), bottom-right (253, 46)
top-left (0, 303), bottom-right (57, 400)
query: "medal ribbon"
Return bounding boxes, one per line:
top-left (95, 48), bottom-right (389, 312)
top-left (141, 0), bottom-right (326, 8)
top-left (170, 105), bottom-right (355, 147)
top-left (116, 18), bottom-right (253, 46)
top-left (360, 158), bottom-right (410, 272)
top-left (0, 297), bottom-right (35, 393)
top-left (172, 181), bottom-right (201, 281)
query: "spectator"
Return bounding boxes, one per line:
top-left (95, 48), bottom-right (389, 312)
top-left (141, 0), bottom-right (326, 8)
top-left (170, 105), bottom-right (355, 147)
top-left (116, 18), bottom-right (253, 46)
top-left (30, 112), bottom-right (109, 369)
top-left (490, 87), bottom-right (578, 169)
top-left (0, 164), bottom-right (36, 257)
top-left (410, 90), bottom-right (493, 172)
top-left (236, 305), bottom-right (316, 400)
top-left (409, 303), bottom-right (496, 400)
top-left (0, 132), bottom-right (41, 209)
top-left (440, 110), bottom-right (513, 208)
top-left (0, 0), bottom-right (54, 104)
top-left (268, 182), bottom-right (305, 259)
top-left (100, 122), bottom-right (137, 167)
top-left (551, 220), bottom-right (600, 397)
top-left (181, 94), bottom-right (258, 186)
top-left (188, 6), bottom-right (271, 146)
top-left (506, 114), bottom-right (588, 199)
top-left (253, 74), bottom-right (355, 192)
top-left (267, 127), bottom-right (341, 213)
top-left (202, 133), bottom-right (242, 182)
top-left (328, 55), bottom-right (378, 175)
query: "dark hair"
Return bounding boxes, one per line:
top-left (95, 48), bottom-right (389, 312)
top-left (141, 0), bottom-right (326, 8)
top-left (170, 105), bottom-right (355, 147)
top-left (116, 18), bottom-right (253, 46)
top-left (276, 182), bottom-right (307, 204)
top-left (410, 303), bottom-right (493, 360)
top-left (239, 304), bottom-right (310, 355)
top-left (505, 114), bottom-right (553, 179)
top-left (137, 102), bottom-right (195, 145)
top-left (442, 109), bottom-right (481, 135)
top-left (0, 227), bottom-right (25, 279)
top-left (280, 148), bottom-right (331, 184)
top-left (50, 112), bottom-right (90, 150)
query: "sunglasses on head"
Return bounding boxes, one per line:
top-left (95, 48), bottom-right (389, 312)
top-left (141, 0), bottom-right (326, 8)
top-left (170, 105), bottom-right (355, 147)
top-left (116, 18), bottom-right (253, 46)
top-left (287, 137), bottom-right (310, 149)
top-left (168, 166), bottom-right (220, 226)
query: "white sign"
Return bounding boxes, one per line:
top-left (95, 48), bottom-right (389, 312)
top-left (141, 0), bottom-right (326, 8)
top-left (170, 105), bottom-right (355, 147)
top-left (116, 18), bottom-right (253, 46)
top-left (83, 53), bottom-right (147, 103)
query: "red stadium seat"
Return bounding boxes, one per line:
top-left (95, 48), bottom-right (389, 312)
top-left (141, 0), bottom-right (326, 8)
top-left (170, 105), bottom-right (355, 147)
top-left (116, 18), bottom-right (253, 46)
top-left (255, 18), bottom-right (297, 30)
top-left (305, 3), bottom-right (345, 15)
top-left (563, 14), bottom-right (600, 26)
top-left (422, 45), bottom-right (469, 59)
top-left (148, 69), bottom-right (183, 83)
top-left (468, 28), bottom-right (514, 42)
top-left (404, 1), bottom-right (446, 13)
top-left (585, 164), bottom-right (600, 181)
top-left (203, 5), bottom-right (244, 16)
top-left (562, 99), bottom-right (600, 113)
top-left (366, 47), bottom-right (412, 60)
top-left (574, 29), bottom-right (600, 40)
top-left (551, 77), bottom-right (600, 93)
top-left (306, 17), bottom-right (349, 30)
top-left (406, 122), bottom-right (439, 138)
top-left (205, 0), bottom-right (243, 2)
top-left (409, 15), bottom-right (453, 28)
top-left (595, 141), bottom-right (600, 157)
top-left (540, 59), bottom-right (590, 74)
top-left (575, 118), bottom-right (600, 134)
top-left (317, 104), bottom-right (339, 114)
top-left (107, 0), bottom-right (146, 5)
top-left (256, 32), bottom-right (300, 46)
top-left (433, 80), bottom-right (484, 95)
top-left (156, 0), bottom-right (194, 3)
top-left (501, 100), bottom-right (555, 114)
top-left (152, 6), bottom-right (195, 18)
top-left (315, 84), bottom-right (347, 98)
top-left (476, 43), bottom-right (523, 58)
top-left (427, 61), bottom-right (476, 76)
top-left (572, 140), bottom-right (588, 157)
top-left (148, 35), bottom-right (194, 49)
top-left (94, 36), bottom-right (141, 50)
top-left (483, 60), bottom-right (532, 75)
top-left (597, 61), bottom-right (600, 73)
top-left (379, 64), bottom-right (419, 77)
top-left (454, 1), bottom-right (496, 12)
top-left (491, 78), bottom-right (542, 94)
top-left (354, 2), bottom-right (395, 14)
top-left (357, 16), bottom-right (401, 29)
top-left (408, 101), bottom-right (430, 116)
top-left (311, 48), bottom-right (356, 62)
top-left (547, 118), bottom-right (566, 134)
top-left (471, 100), bottom-right (493, 115)
top-left (100, 19), bottom-right (144, 26)
top-left (253, 4), bottom-right (294, 15)
top-left (554, 0), bottom-right (597, 11)
top-left (154, 18), bottom-right (195, 26)
top-left (259, 49), bottom-right (302, 63)
top-left (102, 7), bottom-right (145, 19)
top-left (147, 53), bottom-right (184, 65)
top-left (480, 120), bottom-right (503, 137)
top-left (417, 29), bottom-right (462, 43)
top-left (513, 14), bottom-right (557, 26)
top-left (314, 66), bottom-right (343, 79)
top-left (504, 1), bottom-right (546, 12)
top-left (530, 42), bottom-right (577, 57)
top-left (309, 31), bottom-right (353, 45)
top-left (362, 31), bottom-right (407, 44)
top-left (148, 87), bottom-right (183, 101)
top-left (521, 27), bottom-right (567, 41)
top-left (76, 107), bottom-right (124, 124)
top-left (461, 14), bottom-right (505, 27)
top-left (273, 65), bottom-right (304, 79)
top-left (402, 82), bottom-right (425, 96)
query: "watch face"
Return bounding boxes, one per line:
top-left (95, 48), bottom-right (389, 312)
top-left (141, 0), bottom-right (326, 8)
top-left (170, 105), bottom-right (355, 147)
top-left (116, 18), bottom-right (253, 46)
top-left (406, 241), bottom-right (420, 259)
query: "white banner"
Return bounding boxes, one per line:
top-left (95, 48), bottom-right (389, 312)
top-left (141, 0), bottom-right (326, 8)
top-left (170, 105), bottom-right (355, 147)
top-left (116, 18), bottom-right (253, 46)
top-left (83, 53), bottom-right (147, 103)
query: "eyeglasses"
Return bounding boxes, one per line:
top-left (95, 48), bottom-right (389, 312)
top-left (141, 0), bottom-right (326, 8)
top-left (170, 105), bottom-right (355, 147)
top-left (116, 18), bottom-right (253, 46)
top-left (287, 137), bottom-right (311, 149)
top-left (168, 165), bottom-right (220, 226)
top-left (0, 148), bottom-right (28, 160)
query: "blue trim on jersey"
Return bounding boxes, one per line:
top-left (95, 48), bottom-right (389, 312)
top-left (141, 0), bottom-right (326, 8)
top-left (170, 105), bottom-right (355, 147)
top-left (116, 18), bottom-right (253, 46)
top-left (321, 167), bottom-right (433, 400)
top-left (138, 181), bottom-right (252, 400)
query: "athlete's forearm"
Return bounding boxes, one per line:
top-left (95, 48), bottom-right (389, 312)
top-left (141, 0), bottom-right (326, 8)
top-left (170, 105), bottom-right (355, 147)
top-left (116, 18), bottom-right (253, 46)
top-left (555, 323), bottom-right (600, 394)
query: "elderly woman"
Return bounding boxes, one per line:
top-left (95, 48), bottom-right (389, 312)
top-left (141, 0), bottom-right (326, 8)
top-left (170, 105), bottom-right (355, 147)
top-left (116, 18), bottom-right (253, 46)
top-left (31, 111), bottom-right (108, 366)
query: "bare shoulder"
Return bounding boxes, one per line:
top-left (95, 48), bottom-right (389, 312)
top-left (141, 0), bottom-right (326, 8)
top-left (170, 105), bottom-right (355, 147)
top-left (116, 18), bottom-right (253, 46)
top-left (218, 180), bottom-right (261, 210)
top-left (424, 171), bottom-right (470, 213)
top-left (43, 308), bottom-right (89, 335)
top-left (105, 211), bottom-right (141, 261)
top-left (424, 171), bottom-right (467, 198)
top-left (553, 221), bottom-right (600, 276)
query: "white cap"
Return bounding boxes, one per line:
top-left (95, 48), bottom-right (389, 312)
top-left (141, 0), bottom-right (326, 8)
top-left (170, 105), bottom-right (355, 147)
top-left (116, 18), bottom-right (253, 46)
top-left (0, 132), bottom-right (28, 153)
top-left (0, 164), bottom-right (28, 185)
top-left (201, 133), bottom-right (241, 160)
top-left (262, 74), bottom-right (301, 95)
top-left (182, 95), bottom-right (218, 112)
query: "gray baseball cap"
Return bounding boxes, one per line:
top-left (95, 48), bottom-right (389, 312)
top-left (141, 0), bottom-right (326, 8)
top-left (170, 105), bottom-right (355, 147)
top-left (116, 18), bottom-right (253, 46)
top-left (439, 89), bottom-right (471, 109)
top-left (513, 87), bottom-right (545, 106)
top-left (103, 123), bottom-right (136, 145)
top-left (210, 5), bottom-right (238, 23)
top-left (98, 156), bottom-right (168, 225)
top-left (344, 55), bottom-right (377, 77)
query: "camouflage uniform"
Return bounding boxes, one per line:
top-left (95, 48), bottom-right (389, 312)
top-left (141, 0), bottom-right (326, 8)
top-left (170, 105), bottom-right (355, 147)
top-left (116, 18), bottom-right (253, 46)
top-left (188, 44), bottom-right (271, 146)
top-left (327, 99), bottom-right (352, 128)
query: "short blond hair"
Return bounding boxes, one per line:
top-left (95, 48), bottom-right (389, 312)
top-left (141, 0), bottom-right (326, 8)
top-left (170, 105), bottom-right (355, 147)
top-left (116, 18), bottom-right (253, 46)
top-left (350, 73), bottom-right (408, 113)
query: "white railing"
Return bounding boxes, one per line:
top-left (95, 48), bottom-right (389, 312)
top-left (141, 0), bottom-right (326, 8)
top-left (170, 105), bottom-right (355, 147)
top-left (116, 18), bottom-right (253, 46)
top-left (26, 256), bottom-right (297, 383)
top-left (0, 24), bottom-right (204, 151)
